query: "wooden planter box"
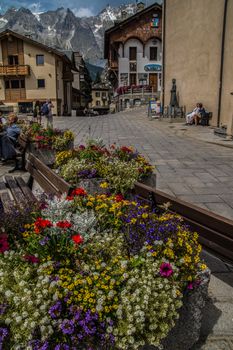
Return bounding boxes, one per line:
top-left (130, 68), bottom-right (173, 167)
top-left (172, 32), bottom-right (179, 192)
top-left (139, 173), bottom-right (157, 189)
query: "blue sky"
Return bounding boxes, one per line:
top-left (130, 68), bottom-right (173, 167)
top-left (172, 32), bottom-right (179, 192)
top-left (0, 0), bottom-right (156, 17)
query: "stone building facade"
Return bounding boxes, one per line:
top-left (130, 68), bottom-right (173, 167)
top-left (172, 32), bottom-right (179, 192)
top-left (0, 30), bottom-right (74, 116)
top-left (163, 0), bottom-right (233, 135)
top-left (104, 3), bottom-right (162, 110)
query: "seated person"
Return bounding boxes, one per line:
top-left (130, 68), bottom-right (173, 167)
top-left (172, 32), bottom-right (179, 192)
top-left (0, 111), bottom-right (7, 127)
top-left (0, 113), bottom-right (21, 161)
top-left (194, 103), bottom-right (205, 125)
top-left (186, 103), bottom-right (201, 125)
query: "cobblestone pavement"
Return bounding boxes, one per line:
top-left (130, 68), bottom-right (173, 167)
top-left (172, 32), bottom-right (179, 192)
top-left (54, 107), bottom-right (233, 220)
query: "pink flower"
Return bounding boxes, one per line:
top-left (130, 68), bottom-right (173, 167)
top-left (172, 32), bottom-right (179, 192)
top-left (187, 282), bottom-right (194, 290)
top-left (160, 262), bottom-right (173, 277)
top-left (23, 255), bottom-right (40, 264)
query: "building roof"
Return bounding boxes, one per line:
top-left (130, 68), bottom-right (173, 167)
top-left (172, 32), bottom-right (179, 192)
top-left (0, 29), bottom-right (72, 65)
top-left (104, 2), bottom-right (162, 58)
top-left (92, 83), bottom-right (110, 91)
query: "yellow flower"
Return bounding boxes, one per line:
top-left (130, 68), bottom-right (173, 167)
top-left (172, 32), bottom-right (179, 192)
top-left (130, 218), bottom-right (137, 224)
top-left (100, 182), bottom-right (109, 189)
top-left (142, 213), bottom-right (149, 219)
top-left (200, 263), bottom-right (207, 270)
top-left (86, 201), bottom-right (94, 207)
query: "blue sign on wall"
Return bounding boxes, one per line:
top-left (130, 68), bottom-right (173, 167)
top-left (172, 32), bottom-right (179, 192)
top-left (144, 64), bottom-right (162, 72)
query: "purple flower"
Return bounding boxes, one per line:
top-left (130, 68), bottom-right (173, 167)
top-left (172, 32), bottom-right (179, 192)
top-left (49, 301), bottom-right (62, 319)
top-left (39, 236), bottom-right (49, 246)
top-left (29, 340), bottom-right (49, 350)
top-left (0, 304), bottom-right (7, 315)
top-left (0, 327), bottom-right (8, 342)
top-left (160, 262), bottom-right (173, 277)
top-left (77, 169), bottom-right (97, 179)
top-left (54, 344), bottom-right (70, 350)
top-left (60, 319), bottom-right (75, 335)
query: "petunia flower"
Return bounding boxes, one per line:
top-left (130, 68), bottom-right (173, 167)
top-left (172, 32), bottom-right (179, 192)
top-left (159, 262), bottom-right (173, 277)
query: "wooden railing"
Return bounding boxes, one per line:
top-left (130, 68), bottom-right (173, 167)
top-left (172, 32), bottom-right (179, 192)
top-left (0, 65), bottom-right (30, 76)
top-left (134, 182), bottom-right (233, 263)
top-left (116, 86), bottom-right (153, 96)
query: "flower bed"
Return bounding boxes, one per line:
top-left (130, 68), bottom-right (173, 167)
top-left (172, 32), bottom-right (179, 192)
top-left (20, 122), bottom-right (74, 151)
top-left (0, 189), bottom-right (209, 350)
top-left (55, 140), bottom-right (154, 194)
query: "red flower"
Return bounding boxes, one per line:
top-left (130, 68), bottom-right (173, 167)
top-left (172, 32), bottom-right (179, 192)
top-left (24, 255), bottom-right (40, 264)
top-left (72, 235), bottom-right (84, 245)
top-left (71, 188), bottom-right (87, 197)
top-left (56, 221), bottom-right (72, 229)
top-left (66, 196), bottom-right (74, 201)
top-left (115, 194), bottom-right (124, 202)
top-left (34, 217), bottom-right (53, 234)
top-left (0, 234), bottom-right (9, 254)
top-left (120, 146), bottom-right (133, 153)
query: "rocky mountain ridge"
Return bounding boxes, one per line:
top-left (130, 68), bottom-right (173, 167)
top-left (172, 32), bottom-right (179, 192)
top-left (0, 3), bottom-right (139, 66)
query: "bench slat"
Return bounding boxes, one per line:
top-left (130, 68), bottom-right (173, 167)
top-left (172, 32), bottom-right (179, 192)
top-left (26, 161), bottom-right (60, 196)
top-left (27, 153), bottom-right (71, 195)
top-left (0, 191), bottom-right (14, 212)
top-left (15, 177), bottom-right (38, 204)
top-left (4, 176), bottom-right (27, 207)
top-left (0, 181), bottom-right (7, 191)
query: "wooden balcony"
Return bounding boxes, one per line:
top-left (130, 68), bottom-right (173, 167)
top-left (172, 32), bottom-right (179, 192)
top-left (0, 65), bottom-right (30, 76)
top-left (110, 60), bottom-right (118, 70)
top-left (5, 89), bottom-right (26, 102)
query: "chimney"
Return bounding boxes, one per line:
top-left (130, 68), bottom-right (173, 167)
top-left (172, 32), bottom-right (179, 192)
top-left (136, 2), bottom-right (145, 12)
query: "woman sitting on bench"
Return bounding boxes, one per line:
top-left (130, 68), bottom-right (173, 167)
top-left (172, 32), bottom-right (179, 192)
top-left (186, 103), bottom-right (205, 125)
top-left (0, 113), bottom-right (21, 162)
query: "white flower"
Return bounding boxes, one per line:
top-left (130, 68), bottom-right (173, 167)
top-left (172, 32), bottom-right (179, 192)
top-left (5, 290), bottom-right (13, 298)
top-left (16, 316), bottom-right (22, 323)
top-left (5, 318), bottom-right (11, 325)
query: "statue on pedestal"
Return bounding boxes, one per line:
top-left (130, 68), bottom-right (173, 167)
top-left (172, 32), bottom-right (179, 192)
top-left (170, 78), bottom-right (179, 107)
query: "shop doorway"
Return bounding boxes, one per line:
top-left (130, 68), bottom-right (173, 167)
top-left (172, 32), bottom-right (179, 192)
top-left (149, 73), bottom-right (158, 92)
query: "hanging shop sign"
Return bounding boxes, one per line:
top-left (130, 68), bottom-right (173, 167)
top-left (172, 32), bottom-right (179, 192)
top-left (144, 64), bottom-right (162, 72)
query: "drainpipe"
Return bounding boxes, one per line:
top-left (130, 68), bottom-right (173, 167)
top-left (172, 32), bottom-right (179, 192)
top-left (161, 0), bottom-right (166, 113)
top-left (217, 0), bottom-right (228, 127)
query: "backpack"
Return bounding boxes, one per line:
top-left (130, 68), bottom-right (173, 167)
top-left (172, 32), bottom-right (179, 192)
top-left (41, 103), bottom-right (49, 115)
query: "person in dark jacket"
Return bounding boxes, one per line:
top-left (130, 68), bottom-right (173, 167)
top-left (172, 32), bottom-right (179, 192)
top-left (0, 113), bottom-right (21, 161)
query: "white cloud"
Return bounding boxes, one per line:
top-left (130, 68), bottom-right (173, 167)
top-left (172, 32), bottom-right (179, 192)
top-left (72, 7), bottom-right (94, 17)
top-left (28, 2), bottom-right (42, 14)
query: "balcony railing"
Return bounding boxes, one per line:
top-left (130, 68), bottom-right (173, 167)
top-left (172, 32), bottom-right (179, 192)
top-left (0, 65), bottom-right (30, 76)
top-left (116, 85), bottom-right (153, 96)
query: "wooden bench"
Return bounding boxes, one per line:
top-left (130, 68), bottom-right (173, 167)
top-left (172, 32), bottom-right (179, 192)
top-left (0, 153), bottom-right (72, 213)
top-left (200, 112), bottom-right (212, 126)
top-left (8, 134), bottom-right (29, 173)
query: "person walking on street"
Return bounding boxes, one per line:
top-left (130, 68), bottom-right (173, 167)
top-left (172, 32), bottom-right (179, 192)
top-left (33, 101), bottom-right (41, 124)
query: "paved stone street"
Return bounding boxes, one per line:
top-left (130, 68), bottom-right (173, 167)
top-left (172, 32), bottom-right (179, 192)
top-left (54, 107), bottom-right (233, 220)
